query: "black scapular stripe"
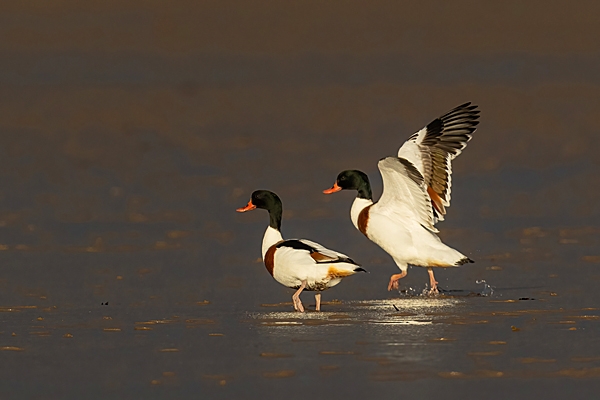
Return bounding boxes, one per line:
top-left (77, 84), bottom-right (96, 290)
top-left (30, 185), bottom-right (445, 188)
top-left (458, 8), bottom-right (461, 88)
top-left (276, 240), bottom-right (315, 251)
top-left (276, 240), bottom-right (359, 266)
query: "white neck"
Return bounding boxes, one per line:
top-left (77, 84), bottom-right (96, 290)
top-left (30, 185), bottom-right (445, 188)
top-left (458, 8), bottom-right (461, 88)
top-left (262, 226), bottom-right (283, 259)
top-left (350, 197), bottom-right (374, 230)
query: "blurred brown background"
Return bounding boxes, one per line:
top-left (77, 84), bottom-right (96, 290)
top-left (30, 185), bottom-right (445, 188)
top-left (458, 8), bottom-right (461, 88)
top-left (0, 0), bottom-right (599, 306)
top-left (0, 0), bottom-right (599, 291)
top-left (1, 1), bottom-right (599, 226)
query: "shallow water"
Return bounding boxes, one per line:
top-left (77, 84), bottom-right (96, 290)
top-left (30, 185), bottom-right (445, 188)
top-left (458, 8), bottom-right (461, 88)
top-left (1, 1), bottom-right (600, 398)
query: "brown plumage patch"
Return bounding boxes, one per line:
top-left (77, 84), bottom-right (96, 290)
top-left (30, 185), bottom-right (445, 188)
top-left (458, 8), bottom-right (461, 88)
top-left (264, 244), bottom-right (277, 277)
top-left (357, 205), bottom-right (373, 237)
top-left (427, 186), bottom-right (446, 216)
top-left (310, 252), bottom-right (337, 262)
top-left (327, 266), bottom-right (355, 279)
top-left (427, 262), bottom-right (451, 267)
top-left (425, 260), bottom-right (468, 268)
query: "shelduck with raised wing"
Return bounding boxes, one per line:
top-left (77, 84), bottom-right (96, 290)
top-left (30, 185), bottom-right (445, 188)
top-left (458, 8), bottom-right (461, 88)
top-left (324, 103), bottom-right (479, 293)
top-left (237, 190), bottom-right (366, 312)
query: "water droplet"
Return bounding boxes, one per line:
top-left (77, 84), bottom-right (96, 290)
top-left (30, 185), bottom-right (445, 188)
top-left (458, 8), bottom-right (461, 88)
top-left (476, 280), bottom-right (494, 296)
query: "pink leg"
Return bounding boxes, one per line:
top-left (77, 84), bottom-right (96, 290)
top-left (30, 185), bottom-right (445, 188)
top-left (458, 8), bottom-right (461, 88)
top-left (315, 293), bottom-right (321, 311)
top-left (387, 271), bottom-right (408, 291)
top-left (428, 268), bottom-right (439, 294)
top-left (292, 280), bottom-right (307, 312)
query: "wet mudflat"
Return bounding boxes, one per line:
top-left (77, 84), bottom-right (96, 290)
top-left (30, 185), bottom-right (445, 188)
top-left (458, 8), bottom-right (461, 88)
top-left (1, 296), bottom-right (600, 399)
top-left (1, 241), bottom-right (600, 399)
top-left (2, 1), bottom-right (600, 398)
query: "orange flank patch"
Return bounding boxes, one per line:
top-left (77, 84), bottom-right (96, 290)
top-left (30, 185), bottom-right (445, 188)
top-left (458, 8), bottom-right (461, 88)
top-left (357, 205), bottom-right (373, 237)
top-left (310, 252), bottom-right (337, 262)
top-left (427, 261), bottom-right (453, 267)
top-left (264, 245), bottom-right (277, 277)
top-left (327, 266), bottom-right (355, 279)
top-left (427, 186), bottom-right (446, 216)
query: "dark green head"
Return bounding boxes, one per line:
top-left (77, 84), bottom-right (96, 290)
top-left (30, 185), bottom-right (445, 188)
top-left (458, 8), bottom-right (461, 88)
top-left (323, 170), bottom-right (372, 200)
top-left (236, 190), bottom-right (283, 230)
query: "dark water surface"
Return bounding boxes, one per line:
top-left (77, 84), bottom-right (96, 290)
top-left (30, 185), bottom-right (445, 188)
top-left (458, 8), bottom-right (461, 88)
top-left (1, 1), bottom-right (600, 398)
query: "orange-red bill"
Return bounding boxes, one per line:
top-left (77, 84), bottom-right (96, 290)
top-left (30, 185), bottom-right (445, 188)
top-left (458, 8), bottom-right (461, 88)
top-left (323, 183), bottom-right (342, 194)
top-left (236, 201), bottom-right (256, 212)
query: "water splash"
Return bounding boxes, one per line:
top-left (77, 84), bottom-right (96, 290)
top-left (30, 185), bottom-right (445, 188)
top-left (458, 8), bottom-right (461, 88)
top-left (476, 280), bottom-right (495, 297)
top-left (421, 284), bottom-right (439, 296)
top-left (398, 286), bottom-right (422, 297)
top-left (397, 285), bottom-right (441, 297)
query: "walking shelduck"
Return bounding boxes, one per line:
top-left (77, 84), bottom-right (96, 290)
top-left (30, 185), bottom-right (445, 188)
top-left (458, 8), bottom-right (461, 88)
top-left (236, 190), bottom-right (366, 312)
top-left (323, 103), bottom-right (479, 294)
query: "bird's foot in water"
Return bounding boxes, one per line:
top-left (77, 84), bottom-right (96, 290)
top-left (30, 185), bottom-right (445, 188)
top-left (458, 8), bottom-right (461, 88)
top-left (426, 268), bottom-right (439, 295)
top-left (387, 272), bottom-right (408, 291)
top-left (314, 293), bottom-right (321, 312)
top-left (292, 280), bottom-right (307, 312)
top-left (292, 297), bottom-right (305, 312)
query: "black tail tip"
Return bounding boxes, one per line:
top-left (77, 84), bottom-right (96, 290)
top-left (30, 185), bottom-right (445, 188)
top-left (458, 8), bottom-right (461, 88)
top-left (354, 267), bottom-right (369, 273)
top-left (456, 257), bottom-right (474, 266)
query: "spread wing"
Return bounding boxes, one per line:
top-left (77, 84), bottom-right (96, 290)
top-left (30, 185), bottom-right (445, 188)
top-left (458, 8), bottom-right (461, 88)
top-left (276, 239), bottom-right (360, 266)
top-left (397, 102), bottom-right (479, 221)
top-left (376, 156), bottom-right (438, 233)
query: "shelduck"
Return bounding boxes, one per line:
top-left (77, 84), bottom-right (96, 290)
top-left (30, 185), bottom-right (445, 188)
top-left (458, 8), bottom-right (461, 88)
top-left (323, 103), bottom-right (479, 293)
top-left (236, 190), bottom-right (366, 312)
